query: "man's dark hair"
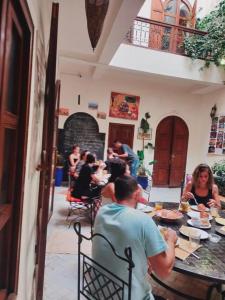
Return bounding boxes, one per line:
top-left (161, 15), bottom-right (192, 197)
top-left (115, 175), bottom-right (138, 201)
top-left (80, 150), bottom-right (89, 160)
top-left (113, 140), bottom-right (120, 144)
top-left (86, 153), bottom-right (95, 164)
top-left (108, 159), bottom-right (127, 183)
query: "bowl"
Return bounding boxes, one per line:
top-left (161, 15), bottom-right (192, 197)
top-left (208, 233), bottom-right (221, 243)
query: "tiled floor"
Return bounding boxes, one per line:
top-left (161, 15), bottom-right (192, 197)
top-left (43, 187), bottom-right (222, 300)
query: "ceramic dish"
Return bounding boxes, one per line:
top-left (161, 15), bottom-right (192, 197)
top-left (187, 211), bottom-right (212, 221)
top-left (137, 203), bottom-right (153, 213)
top-left (156, 209), bottom-right (183, 222)
top-left (215, 226), bottom-right (225, 236)
top-left (179, 226), bottom-right (209, 239)
top-left (215, 217), bottom-right (225, 226)
top-left (190, 205), bottom-right (209, 212)
top-left (187, 219), bottom-right (211, 229)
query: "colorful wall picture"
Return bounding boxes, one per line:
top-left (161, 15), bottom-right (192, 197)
top-left (208, 116), bottom-right (225, 155)
top-left (109, 92), bottom-right (140, 120)
top-left (88, 101), bottom-right (98, 110)
top-left (58, 107), bottom-right (69, 116)
top-left (97, 111), bottom-right (107, 119)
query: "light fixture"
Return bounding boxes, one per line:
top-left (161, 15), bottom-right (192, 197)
top-left (85, 0), bottom-right (109, 51)
top-left (210, 104), bottom-right (217, 120)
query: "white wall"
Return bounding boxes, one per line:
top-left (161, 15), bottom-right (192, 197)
top-left (59, 71), bottom-right (220, 175)
top-left (16, 0), bottom-right (51, 299)
top-left (110, 44), bottom-right (225, 85)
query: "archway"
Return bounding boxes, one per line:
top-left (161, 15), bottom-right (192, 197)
top-left (63, 112), bottom-right (105, 159)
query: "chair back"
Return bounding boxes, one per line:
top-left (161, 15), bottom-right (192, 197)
top-left (74, 222), bottom-right (135, 300)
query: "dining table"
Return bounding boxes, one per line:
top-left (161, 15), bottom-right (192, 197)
top-left (150, 202), bottom-right (225, 300)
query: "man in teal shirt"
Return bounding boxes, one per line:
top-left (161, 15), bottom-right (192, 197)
top-left (93, 176), bottom-right (177, 300)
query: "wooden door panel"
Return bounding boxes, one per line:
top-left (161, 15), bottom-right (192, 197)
top-left (169, 117), bottom-right (188, 187)
top-left (153, 116), bottom-right (188, 187)
top-left (108, 123), bottom-right (134, 149)
top-left (153, 117), bottom-right (173, 186)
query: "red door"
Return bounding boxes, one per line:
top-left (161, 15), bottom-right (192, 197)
top-left (153, 116), bottom-right (189, 187)
top-left (108, 123), bottom-right (134, 149)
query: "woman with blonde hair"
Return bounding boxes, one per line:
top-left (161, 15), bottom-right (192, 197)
top-left (182, 163), bottom-right (220, 208)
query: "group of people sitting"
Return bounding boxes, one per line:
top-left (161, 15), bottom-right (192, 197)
top-left (68, 143), bottom-right (221, 299)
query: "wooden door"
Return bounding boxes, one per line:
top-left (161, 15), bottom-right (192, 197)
top-left (108, 123), bottom-right (134, 149)
top-left (153, 116), bottom-right (188, 187)
top-left (0, 0), bottom-right (33, 298)
top-left (35, 4), bottom-right (59, 300)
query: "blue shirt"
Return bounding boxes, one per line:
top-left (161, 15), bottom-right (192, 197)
top-left (122, 144), bottom-right (139, 162)
top-left (92, 203), bottom-right (167, 300)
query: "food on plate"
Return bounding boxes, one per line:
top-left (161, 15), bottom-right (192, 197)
top-left (200, 211), bottom-right (209, 218)
top-left (191, 217), bottom-right (210, 227)
top-left (157, 209), bottom-right (183, 219)
top-left (197, 204), bottom-right (206, 211)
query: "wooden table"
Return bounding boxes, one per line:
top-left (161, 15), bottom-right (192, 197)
top-left (151, 202), bottom-right (225, 300)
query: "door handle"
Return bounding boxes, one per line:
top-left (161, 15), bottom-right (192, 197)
top-left (36, 150), bottom-right (47, 171)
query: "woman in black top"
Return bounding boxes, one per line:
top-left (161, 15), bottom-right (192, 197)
top-left (72, 153), bottom-right (101, 199)
top-left (182, 163), bottom-right (220, 208)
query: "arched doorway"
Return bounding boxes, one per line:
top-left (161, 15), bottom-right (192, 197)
top-left (153, 116), bottom-right (189, 187)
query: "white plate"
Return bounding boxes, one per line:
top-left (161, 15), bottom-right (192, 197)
top-left (187, 219), bottom-right (211, 229)
top-left (187, 211), bottom-right (212, 221)
top-left (179, 226), bottom-right (209, 239)
top-left (137, 203), bottom-right (153, 213)
top-left (190, 205), bottom-right (209, 212)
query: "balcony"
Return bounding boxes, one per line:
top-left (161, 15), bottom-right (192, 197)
top-left (125, 17), bottom-right (207, 57)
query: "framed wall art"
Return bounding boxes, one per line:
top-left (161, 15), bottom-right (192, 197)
top-left (109, 91), bottom-right (140, 120)
top-left (208, 116), bottom-right (225, 155)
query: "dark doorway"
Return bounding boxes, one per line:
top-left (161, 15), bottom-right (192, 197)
top-left (153, 116), bottom-right (189, 187)
top-left (0, 0), bottom-right (34, 297)
top-left (108, 123), bottom-right (135, 149)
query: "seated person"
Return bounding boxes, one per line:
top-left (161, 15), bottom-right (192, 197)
top-left (104, 147), bottom-right (116, 172)
top-left (93, 175), bottom-right (177, 300)
top-left (182, 163), bottom-right (221, 208)
top-left (75, 150), bottom-right (90, 175)
top-left (101, 159), bottom-right (149, 206)
top-left (72, 153), bottom-right (102, 199)
top-left (69, 145), bottom-right (80, 173)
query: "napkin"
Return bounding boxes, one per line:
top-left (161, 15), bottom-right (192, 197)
top-left (148, 211), bottom-right (156, 218)
top-left (175, 237), bottom-right (201, 261)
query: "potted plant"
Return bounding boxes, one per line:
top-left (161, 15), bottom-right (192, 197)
top-left (137, 149), bottom-right (156, 189)
top-left (55, 153), bottom-right (65, 186)
top-left (212, 159), bottom-right (225, 197)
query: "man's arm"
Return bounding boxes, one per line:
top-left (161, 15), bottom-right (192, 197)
top-left (148, 228), bottom-right (177, 279)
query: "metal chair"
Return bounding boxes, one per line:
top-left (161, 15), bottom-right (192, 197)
top-left (66, 191), bottom-right (102, 232)
top-left (142, 175), bottom-right (152, 202)
top-left (74, 222), bottom-right (135, 300)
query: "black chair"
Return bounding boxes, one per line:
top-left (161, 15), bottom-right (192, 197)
top-left (74, 222), bottom-right (135, 300)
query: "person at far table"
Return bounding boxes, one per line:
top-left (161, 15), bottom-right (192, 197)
top-left (69, 145), bottom-right (80, 173)
top-left (72, 153), bottom-right (102, 200)
top-left (104, 147), bottom-right (117, 173)
top-left (75, 149), bottom-right (90, 175)
top-left (182, 163), bottom-right (221, 208)
top-left (101, 158), bottom-right (149, 206)
top-left (113, 140), bottom-right (139, 177)
top-left (93, 175), bottom-right (177, 300)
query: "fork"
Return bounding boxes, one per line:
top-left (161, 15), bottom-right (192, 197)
top-left (178, 245), bottom-right (200, 259)
top-left (188, 195), bottom-right (198, 206)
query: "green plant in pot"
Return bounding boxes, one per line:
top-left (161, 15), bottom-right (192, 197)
top-left (212, 159), bottom-right (225, 197)
top-left (137, 149), bottom-right (156, 189)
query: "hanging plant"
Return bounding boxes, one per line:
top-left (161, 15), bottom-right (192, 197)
top-left (183, 0), bottom-right (225, 69)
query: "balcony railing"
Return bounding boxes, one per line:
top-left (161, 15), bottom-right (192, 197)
top-left (125, 17), bottom-right (207, 56)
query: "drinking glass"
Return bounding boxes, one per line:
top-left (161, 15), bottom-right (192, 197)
top-left (210, 206), bottom-right (218, 218)
top-left (189, 231), bottom-right (201, 247)
top-left (180, 201), bottom-right (189, 212)
top-left (155, 202), bottom-right (163, 210)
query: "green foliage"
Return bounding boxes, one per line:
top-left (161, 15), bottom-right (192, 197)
top-left (137, 149), bottom-right (157, 176)
top-left (184, 0), bottom-right (225, 69)
top-left (212, 159), bottom-right (225, 176)
top-left (212, 159), bottom-right (225, 196)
